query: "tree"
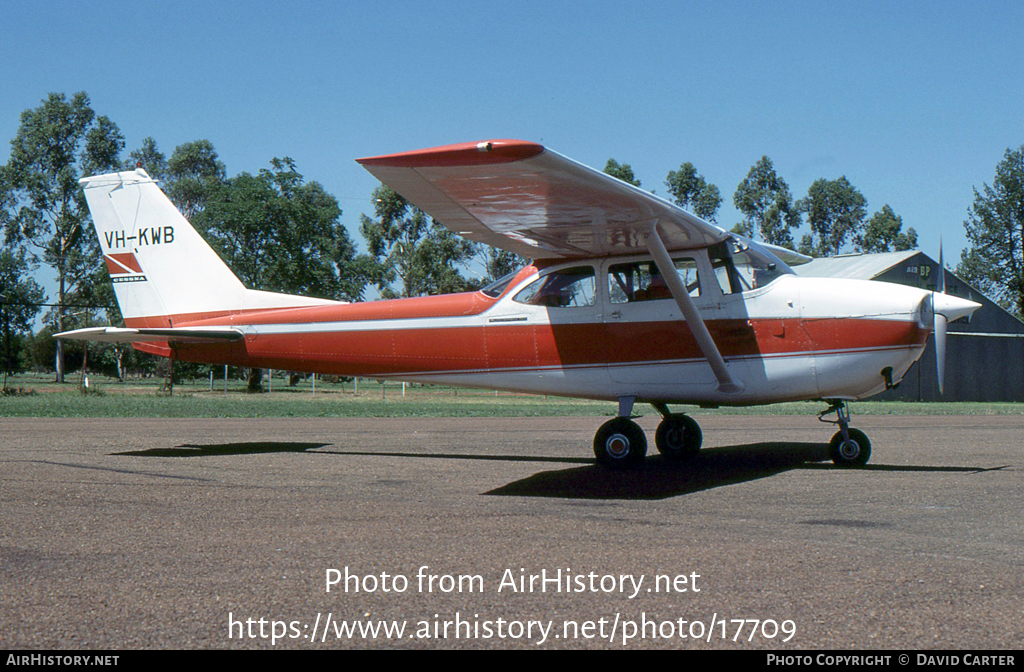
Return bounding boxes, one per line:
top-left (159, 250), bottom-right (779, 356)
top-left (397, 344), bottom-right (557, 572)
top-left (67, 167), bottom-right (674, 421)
top-left (166, 139), bottom-right (226, 220)
top-left (124, 136), bottom-right (168, 180)
top-left (0, 248), bottom-right (46, 383)
top-left (665, 162), bottom-right (722, 223)
top-left (0, 92), bottom-right (124, 381)
top-left (733, 156), bottom-right (800, 248)
top-left (360, 185), bottom-right (476, 299)
top-left (856, 204), bottom-right (917, 253)
top-left (192, 157), bottom-right (368, 391)
top-left (482, 248), bottom-right (528, 283)
top-left (798, 176), bottom-right (867, 257)
top-left (603, 159), bottom-right (641, 187)
top-left (956, 145), bottom-right (1024, 318)
top-left (194, 157), bottom-right (366, 301)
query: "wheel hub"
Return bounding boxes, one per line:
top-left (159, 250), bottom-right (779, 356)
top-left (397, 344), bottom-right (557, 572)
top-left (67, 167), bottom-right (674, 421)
top-left (606, 434), bottom-right (630, 458)
top-left (839, 439), bottom-right (860, 460)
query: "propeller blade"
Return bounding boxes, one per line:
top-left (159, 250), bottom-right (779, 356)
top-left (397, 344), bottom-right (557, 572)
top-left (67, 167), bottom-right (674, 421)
top-left (930, 241), bottom-right (982, 395)
top-left (937, 237), bottom-right (946, 293)
top-left (936, 238), bottom-right (945, 394)
top-left (934, 309), bottom-right (947, 395)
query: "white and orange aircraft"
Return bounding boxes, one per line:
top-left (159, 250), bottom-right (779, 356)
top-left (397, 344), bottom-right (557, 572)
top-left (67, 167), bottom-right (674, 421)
top-left (58, 139), bottom-right (980, 468)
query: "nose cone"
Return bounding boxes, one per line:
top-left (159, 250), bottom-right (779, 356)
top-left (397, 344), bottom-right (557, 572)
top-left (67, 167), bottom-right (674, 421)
top-left (932, 293), bottom-right (982, 323)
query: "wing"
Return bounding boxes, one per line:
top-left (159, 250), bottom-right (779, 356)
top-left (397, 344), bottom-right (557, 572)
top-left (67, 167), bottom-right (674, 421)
top-left (357, 140), bottom-right (730, 260)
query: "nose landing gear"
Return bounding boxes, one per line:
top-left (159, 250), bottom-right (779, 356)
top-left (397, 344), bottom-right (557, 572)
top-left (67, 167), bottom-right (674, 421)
top-left (819, 400), bottom-right (871, 467)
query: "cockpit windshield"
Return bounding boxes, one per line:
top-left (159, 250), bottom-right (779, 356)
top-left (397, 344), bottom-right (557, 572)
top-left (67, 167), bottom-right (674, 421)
top-left (480, 271), bottom-right (520, 298)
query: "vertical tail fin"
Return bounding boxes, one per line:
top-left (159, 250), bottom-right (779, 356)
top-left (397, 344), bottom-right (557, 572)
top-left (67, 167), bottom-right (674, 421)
top-left (81, 169), bottom-right (336, 327)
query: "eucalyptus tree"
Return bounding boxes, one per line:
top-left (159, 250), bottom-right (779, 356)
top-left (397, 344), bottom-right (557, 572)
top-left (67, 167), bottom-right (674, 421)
top-left (957, 145), bottom-right (1024, 318)
top-left (360, 185), bottom-right (476, 299)
top-left (1, 92), bottom-right (124, 381)
top-left (665, 162), bottom-right (722, 223)
top-left (857, 205), bottom-right (917, 253)
top-left (733, 156), bottom-right (800, 248)
top-left (603, 158), bottom-right (642, 187)
top-left (798, 176), bottom-right (867, 257)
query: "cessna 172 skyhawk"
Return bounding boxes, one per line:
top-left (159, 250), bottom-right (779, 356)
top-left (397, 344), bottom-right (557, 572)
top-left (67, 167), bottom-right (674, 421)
top-left (58, 139), bottom-right (980, 469)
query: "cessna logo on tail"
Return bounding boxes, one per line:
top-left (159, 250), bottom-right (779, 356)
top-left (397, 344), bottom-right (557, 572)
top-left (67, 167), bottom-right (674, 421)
top-left (103, 226), bottom-right (175, 250)
top-left (103, 252), bottom-right (147, 283)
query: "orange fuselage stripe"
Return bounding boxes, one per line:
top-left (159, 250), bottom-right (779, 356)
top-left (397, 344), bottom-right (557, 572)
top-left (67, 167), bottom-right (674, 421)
top-left (130, 302), bottom-right (927, 377)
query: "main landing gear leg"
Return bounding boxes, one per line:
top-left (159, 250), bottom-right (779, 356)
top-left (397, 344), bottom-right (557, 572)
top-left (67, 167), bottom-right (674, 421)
top-left (652, 402), bottom-right (703, 460)
top-left (593, 396), bottom-right (647, 469)
top-left (819, 400), bottom-right (871, 467)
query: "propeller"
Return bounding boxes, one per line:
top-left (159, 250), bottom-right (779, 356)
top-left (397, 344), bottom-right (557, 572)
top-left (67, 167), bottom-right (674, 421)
top-left (933, 241), bottom-right (947, 394)
top-left (929, 240), bottom-right (982, 395)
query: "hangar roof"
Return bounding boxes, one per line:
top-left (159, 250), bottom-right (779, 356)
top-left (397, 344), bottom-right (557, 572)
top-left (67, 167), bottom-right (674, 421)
top-left (793, 251), bottom-right (918, 280)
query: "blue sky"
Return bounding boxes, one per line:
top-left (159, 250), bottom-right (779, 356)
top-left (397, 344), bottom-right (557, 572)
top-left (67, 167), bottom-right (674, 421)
top-left (3, 0), bottom-right (1023, 294)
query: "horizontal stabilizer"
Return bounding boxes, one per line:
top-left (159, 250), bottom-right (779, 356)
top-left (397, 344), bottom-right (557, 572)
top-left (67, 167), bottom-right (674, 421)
top-left (55, 326), bottom-right (244, 344)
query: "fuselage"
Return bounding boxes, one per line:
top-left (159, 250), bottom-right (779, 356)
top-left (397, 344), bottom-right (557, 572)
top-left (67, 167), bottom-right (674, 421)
top-left (130, 252), bottom-right (934, 406)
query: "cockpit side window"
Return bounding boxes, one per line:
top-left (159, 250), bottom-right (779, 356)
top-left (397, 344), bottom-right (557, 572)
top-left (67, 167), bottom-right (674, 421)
top-left (608, 258), bottom-right (700, 304)
top-left (512, 266), bottom-right (596, 308)
top-left (709, 239), bottom-right (787, 295)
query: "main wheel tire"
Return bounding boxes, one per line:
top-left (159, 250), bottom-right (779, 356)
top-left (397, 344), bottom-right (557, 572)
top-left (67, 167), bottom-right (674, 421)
top-left (594, 417), bottom-right (647, 469)
top-left (655, 414), bottom-right (702, 460)
top-left (829, 428), bottom-right (871, 467)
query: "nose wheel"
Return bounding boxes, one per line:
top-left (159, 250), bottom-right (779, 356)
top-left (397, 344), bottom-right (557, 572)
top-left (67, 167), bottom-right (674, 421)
top-left (820, 401), bottom-right (872, 467)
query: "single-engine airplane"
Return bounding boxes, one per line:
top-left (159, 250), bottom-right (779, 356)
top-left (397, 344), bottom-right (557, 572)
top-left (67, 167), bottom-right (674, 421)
top-left (58, 139), bottom-right (980, 468)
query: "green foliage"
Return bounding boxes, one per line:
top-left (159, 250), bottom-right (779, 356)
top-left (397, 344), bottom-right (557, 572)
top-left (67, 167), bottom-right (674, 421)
top-left (857, 204), bottom-right (917, 253)
top-left (957, 145), bottom-right (1024, 318)
top-left (1, 92), bottom-right (125, 380)
top-left (193, 157), bottom-right (366, 301)
top-left (360, 185), bottom-right (476, 298)
top-left (733, 157), bottom-right (800, 248)
top-left (124, 137), bottom-right (168, 180)
top-left (798, 176), bottom-right (867, 256)
top-left (482, 248), bottom-right (528, 283)
top-left (665, 162), bottom-right (722, 223)
top-left (0, 248), bottom-right (46, 375)
top-left (166, 139), bottom-right (227, 219)
top-left (603, 158), bottom-right (641, 187)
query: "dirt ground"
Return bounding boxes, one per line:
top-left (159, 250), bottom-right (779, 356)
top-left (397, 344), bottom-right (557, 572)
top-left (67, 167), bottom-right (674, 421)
top-left (2, 414), bottom-right (1022, 649)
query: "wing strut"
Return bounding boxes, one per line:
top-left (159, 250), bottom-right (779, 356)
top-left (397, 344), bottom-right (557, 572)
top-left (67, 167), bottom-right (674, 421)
top-left (646, 225), bottom-right (744, 395)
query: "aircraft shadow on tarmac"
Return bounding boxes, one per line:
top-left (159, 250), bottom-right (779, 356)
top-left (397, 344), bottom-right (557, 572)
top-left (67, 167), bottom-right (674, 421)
top-left (113, 442), bottom-right (331, 457)
top-left (112, 441), bottom-right (1003, 501)
top-left (483, 443), bottom-right (1002, 500)
top-left (486, 442), bottom-right (829, 500)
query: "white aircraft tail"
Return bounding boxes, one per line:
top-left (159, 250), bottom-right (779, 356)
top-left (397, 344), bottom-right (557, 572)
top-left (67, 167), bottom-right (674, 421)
top-left (80, 169), bottom-right (337, 326)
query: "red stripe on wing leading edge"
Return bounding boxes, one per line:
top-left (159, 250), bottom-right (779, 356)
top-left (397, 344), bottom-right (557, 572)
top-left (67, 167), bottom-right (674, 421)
top-left (356, 140), bottom-right (545, 168)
